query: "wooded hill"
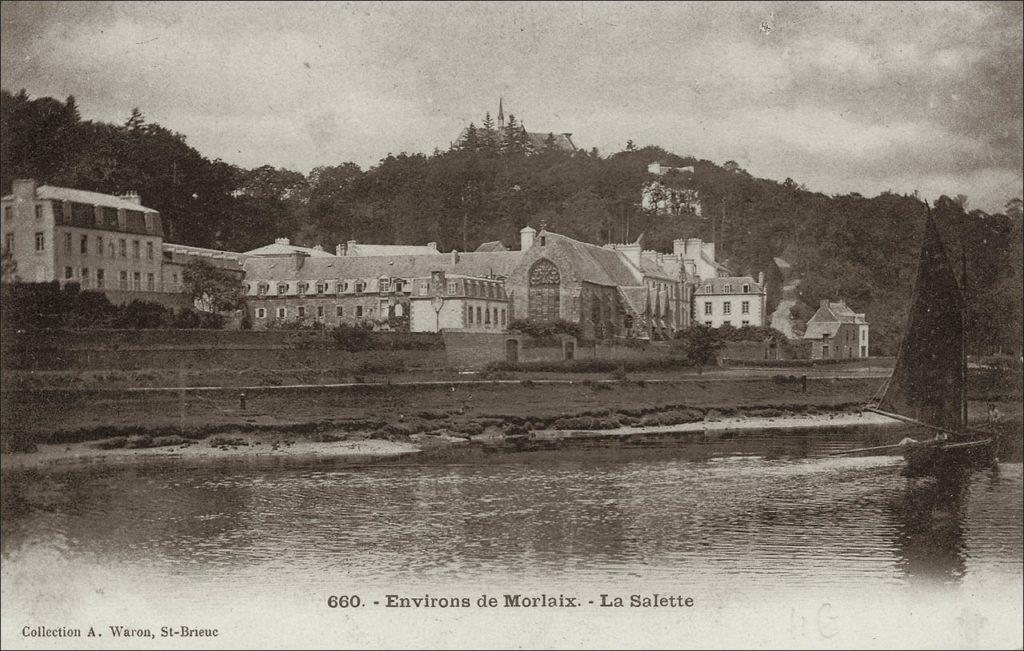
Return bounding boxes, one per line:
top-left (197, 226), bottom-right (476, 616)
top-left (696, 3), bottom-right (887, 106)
top-left (2, 90), bottom-right (1021, 355)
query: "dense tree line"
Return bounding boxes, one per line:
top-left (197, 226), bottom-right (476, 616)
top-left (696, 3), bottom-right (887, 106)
top-left (2, 90), bottom-right (1021, 354)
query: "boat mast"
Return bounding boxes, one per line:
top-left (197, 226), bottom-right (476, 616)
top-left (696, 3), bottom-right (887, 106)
top-left (960, 241), bottom-right (968, 430)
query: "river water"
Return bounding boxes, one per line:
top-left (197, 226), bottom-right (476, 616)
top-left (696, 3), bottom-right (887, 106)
top-left (2, 434), bottom-right (1022, 648)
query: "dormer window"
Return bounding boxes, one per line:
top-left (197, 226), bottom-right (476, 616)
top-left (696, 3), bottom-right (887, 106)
top-left (380, 278), bottom-right (391, 293)
top-left (394, 280), bottom-right (404, 293)
top-left (724, 284), bottom-right (732, 293)
top-left (704, 284), bottom-right (712, 293)
top-left (257, 282), bottom-right (269, 296)
top-left (277, 283), bottom-right (288, 295)
top-left (743, 284), bottom-right (750, 293)
top-left (315, 281), bottom-right (325, 294)
top-left (296, 282), bottom-right (309, 294)
top-left (355, 281), bottom-right (365, 294)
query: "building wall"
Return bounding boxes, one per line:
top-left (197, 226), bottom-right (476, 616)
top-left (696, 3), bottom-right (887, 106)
top-left (53, 224), bottom-right (163, 292)
top-left (409, 297), bottom-right (509, 333)
top-left (2, 194), bottom-right (56, 283)
top-left (693, 291), bottom-right (766, 328)
top-left (248, 295), bottom-right (410, 328)
top-left (809, 323), bottom-right (870, 359)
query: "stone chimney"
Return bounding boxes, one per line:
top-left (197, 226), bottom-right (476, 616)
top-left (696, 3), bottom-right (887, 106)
top-left (313, 244), bottom-right (324, 252)
top-left (335, 244), bottom-right (343, 256)
top-left (427, 242), bottom-right (438, 252)
top-left (520, 226), bottom-right (537, 250)
top-left (672, 238), bottom-right (687, 256)
top-left (702, 241), bottom-right (715, 262)
top-left (275, 237), bottom-right (290, 246)
top-left (11, 179), bottom-right (38, 200)
top-left (758, 271), bottom-right (765, 286)
top-left (120, 190), bottom-right (142, 205)
top-left (451, 249), bottom-right (460, 265)
top-left (820, 299), bottom-right (830, 310)
top-left (684, 238), bottom-right (703, 259)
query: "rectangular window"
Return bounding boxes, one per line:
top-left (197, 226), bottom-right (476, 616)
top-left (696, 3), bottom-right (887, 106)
top-left (501, 308), bottom-right (506, 325)
top-left (723, 320), bottom-right (731, 326)
top-left (277, 307), bottom-right (287, 318)
top-left (723, 302), bottom-right (732, 315)
top-left (256, 308), bottom-right (267, 319)
top-left (35, 232), bottom-right (45, 251)
top-left (724, 284), bottom-right (732, 293)
top-left (96, 236), bottom-right (104, 256)
top-left (132, 240), bottom-right (140, 259)
top-left (133, 272), bottom-right (141, 290)
top-left (146, 242), bottom-right (154, 260)
top-left (147, 273), bottom-right (155, 291)
top-left (476, 306), bottom-right (482, 324)
top-left (64, 266), bottom-right (73, 280)
top-left (379, 278), bottom-right (391, 293)
top-left (418, 280), bottom-right (428, 296)
top-left (81, 268), bottom-right (89, 288)
top-left (704, 302), bottom-right (712, 315)
top-left (34, 204), bottom-right (43, 220)
top-left (355, 305), bottom-right (363, 317)
top-left (119, 270), bottom-right (128, 289)
top-left (119, 239), bottom-right (127, 257)
top-left (743, 284), bottom-right (750, 293)
top-left (467, 305), bottom-right (473, 324)
top-left (298, 306), bottom-right (306, 318)
top-left (64, 232), bottom-right (73, 254)
top-left (317, 305), bottom-right (324, 318)
top-left (446, 280), bottom-right (457, 295)
top-left (485, 307), bottom-right (491, 324)
top-left (96, 269), bottom-right (105, 289)
top-left (704, 321), bottom-right (712, 326)
top-left (80, 235), bottom-right (88, 255)
top-left (742, 320), bottom-right (750, 326)
top-left (336, 306), bottom-right (344, 317)
top-left (3, 206), bottom-right (11, 220)
top-left (108, 241), bottom-right (115, 258)
top-left (3, 233), bottom-right (12, 253)
top-left (741, 301), bottom-right (750, 315)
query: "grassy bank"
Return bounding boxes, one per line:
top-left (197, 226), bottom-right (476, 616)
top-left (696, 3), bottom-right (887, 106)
top-left (2, 376), bottom-right (884, 450)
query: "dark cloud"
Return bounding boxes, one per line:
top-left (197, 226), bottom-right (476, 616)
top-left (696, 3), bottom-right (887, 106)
top-left (1, 1), bottom-right (1020, 211)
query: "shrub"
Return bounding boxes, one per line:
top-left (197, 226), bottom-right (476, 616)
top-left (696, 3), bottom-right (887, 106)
top-left (508, 318), bottom-right (582, 340)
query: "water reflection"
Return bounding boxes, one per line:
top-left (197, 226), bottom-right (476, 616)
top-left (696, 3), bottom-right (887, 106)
top-left (2, 443), bottom-right (1021, 593)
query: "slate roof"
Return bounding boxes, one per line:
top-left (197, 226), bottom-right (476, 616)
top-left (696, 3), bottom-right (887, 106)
top-left (803, 301), bottom-right (868, 339)
top-left (693, 276), bottom-right (763, 295)
top-left (243, 251), bottom-right (523, 283)
top-left (475, 240), bottom-right (508, 252)
top-left (617, 286), bottom-right (649, 316)
top-left (346, 243), bottom-right (440, 256)
top-left (538, 230), bottom-right (643, 287)
top-left (244, 242), bottom-right (336, 257)
top-left (3, 185), bottom-right (159, 213)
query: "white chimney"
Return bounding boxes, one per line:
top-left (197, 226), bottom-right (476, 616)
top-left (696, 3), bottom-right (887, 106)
top-left (520, 226), bottom-right (537, 250)
top-left (120, 190), bottom-right (142, 205)
top-left (757, 271), bottom-right (765, 286)
top-left (335, 244), bottom-right (343, 256)
top-left (313, 244), bottom-right (324, 252)
top-left (12, 179), bottom-right (39, 200)
top-left (274, 237), bottom-right (290, 245)
top-left (427, 242), bottom-right (438, 252)
top-left (672, 238), bottom-right (686, 256)
top-left (451, 249), bottom-right (460, 265)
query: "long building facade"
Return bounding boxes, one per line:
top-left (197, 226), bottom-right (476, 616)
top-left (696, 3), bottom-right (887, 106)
top-left (2, 179), bottom-right (243, 306)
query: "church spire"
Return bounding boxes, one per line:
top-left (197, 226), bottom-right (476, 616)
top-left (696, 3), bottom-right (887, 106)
top-left (498, 96), bottom-right (505, 126)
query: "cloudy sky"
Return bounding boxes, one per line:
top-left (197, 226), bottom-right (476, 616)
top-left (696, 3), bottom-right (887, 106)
top-left (1, 1), bottom-right (1021, 211)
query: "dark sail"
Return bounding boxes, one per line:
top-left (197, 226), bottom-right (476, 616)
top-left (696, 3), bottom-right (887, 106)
top-left (876, 211), bottom-right (965, 431)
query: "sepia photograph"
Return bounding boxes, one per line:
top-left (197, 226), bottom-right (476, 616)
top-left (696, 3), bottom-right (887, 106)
top-left (1, 1), bottom-right (1022, 648)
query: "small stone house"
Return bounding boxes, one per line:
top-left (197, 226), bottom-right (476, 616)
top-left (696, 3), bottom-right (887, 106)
top-left (803, 300), bottom-right (869, 359)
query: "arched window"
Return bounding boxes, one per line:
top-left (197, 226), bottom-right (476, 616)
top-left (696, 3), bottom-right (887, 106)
top-left (527, 258), bottom-right (560, 321)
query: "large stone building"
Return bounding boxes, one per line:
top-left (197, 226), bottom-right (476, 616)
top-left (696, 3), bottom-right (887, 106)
top-left (803, 300), bottom-right (870, 359)
top-left (1, 179), bottom-right (242, 307)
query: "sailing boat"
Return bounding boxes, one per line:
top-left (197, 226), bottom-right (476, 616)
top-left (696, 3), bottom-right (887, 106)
top-left (866, 203), bottom-right (999, 477)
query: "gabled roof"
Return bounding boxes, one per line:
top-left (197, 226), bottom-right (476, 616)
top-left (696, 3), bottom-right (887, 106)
top-left (244, 250), bottom-right (523, 282)
top-left (3, 185), bottom-right (158, 213)
top-left (475, 240), bottom-right (508, 252)
top-left (524, 132), bottom-right (576, 152)
top-left (617, 286), bottom-right (649, 316)
top-left (345, 243), bottom-right (441, 256)
top-left (537, 230), bottom-right (642, 287)
top-left (244, 241), bottom-right (336, 257)
top-left (803, 300), bottom-right (867, 339)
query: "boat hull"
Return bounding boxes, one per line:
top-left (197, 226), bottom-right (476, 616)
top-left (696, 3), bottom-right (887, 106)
top-left (901, 437), bottom-right (998, 478)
